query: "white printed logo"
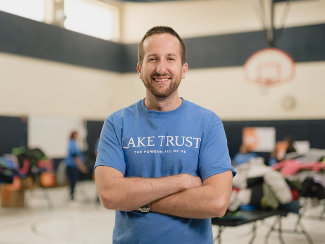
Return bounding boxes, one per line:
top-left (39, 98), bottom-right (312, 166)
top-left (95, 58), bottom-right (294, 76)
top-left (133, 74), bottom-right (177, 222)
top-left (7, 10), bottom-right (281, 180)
top-left (122, 136), bottom-right (201, 149)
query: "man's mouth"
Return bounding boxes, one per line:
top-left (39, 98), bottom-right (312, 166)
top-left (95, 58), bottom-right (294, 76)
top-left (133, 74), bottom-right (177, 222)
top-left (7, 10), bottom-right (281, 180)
top-left (153, 78), bottom-right (171, 82)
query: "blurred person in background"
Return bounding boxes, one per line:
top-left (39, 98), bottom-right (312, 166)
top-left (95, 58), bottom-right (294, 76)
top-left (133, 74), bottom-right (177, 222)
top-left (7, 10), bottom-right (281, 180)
top-left (268, 135), bottom-right (297, 166)
top-left (94, 138), bottom-right (100, 204)
top-left (65, 131), bottom-right (88, 201)
top-left (269, 149), bottom-right (279, 166)
top-left (94, 138), bottom-right (99, 156)
top-left (284, 135), bottom-right (297, 154)
top-left (233, 144), bottom-right (258, 166)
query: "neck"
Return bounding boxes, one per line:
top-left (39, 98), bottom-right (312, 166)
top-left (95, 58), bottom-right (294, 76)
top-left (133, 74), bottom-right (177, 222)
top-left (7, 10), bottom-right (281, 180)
top-left (144, 91), bottom-right (182, 112)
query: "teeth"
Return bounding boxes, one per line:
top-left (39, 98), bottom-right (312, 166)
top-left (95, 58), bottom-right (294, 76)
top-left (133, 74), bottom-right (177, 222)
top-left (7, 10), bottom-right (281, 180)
top-left (155, 78), bottom-right (169, 82)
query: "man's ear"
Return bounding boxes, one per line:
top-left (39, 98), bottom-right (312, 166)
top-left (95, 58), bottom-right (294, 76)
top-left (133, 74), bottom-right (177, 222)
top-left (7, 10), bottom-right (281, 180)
top-left (137, 63), bottom-right (142, 79)
top-left (181, 63), bottom-right (189, 79)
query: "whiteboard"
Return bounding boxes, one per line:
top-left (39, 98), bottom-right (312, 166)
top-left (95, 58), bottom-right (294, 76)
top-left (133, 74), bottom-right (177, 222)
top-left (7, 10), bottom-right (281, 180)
top-left (28, 115), bottom-right (87, 158)
top-left (243, 127), bottom-right (276, 152)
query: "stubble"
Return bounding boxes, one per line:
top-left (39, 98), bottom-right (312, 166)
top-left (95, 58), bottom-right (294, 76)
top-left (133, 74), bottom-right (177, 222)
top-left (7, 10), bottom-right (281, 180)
top-left (141, 73), bottom-right (182, 99)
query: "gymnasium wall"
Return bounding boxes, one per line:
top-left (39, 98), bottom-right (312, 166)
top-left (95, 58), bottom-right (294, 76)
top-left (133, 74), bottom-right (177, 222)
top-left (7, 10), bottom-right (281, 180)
top-left (0, 0), bottom-right (324, 158)
top-left (0, 52), bottom-right (121, 119)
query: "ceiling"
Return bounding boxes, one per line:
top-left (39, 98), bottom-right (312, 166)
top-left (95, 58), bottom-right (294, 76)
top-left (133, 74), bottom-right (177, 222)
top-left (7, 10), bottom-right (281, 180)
top-left (108, 0), bottom-right (189, 2)
top-left (111, 0), bottom-right (303, 2)
top-left (110, 0), bottom-right (305, 2)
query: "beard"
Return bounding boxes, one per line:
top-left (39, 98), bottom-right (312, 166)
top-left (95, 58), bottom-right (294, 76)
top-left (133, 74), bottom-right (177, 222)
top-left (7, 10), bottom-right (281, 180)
top-left (142, 72), bottom-right (182, 99)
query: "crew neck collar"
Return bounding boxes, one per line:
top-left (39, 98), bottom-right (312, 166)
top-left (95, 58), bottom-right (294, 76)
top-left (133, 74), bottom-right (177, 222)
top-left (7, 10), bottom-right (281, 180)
top-left (138, 98), bottom-right (187, 118)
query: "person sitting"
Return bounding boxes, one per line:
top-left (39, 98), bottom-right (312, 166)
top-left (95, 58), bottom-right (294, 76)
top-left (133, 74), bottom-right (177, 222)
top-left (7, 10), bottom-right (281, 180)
top-left (269, 149), bottom-right (279, 166)
top-left (284, 135), bottom-right (297, 154)
top-left (233, 145), bottom-right (257, 166)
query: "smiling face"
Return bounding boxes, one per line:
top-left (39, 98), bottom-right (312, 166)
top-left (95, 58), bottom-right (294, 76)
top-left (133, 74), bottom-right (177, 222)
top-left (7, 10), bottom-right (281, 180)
top-left (137, 33), bottom-right (188, 99)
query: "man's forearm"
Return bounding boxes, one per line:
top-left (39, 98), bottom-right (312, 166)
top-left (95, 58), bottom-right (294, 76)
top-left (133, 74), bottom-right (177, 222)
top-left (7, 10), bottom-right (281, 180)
top-left (150, 171), bottom-right (233, 219)
top-left (103, 175), bottom-right (188, 210)
top-left (150, 186), bottom-right (224, 218)
top-left (96, 167), bottom-right (202, 211)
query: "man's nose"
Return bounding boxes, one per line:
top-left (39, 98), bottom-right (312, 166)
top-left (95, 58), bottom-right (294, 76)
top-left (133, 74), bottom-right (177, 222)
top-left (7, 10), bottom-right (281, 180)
top-left (156, 59), bottom-right (167, 74)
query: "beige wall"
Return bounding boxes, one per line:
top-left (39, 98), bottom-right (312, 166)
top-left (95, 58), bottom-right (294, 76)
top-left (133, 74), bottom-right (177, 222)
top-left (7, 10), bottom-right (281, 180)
top-left (120, 0), bottom-right (325, 44)
top-left (182, 61), bottom-right (325, 120)
top-left (1, 55), bottom-right (325, 121)
top-left (0, 52), bottom-right (124, 120)
top-left (117, 61), bottom-right (325, 121)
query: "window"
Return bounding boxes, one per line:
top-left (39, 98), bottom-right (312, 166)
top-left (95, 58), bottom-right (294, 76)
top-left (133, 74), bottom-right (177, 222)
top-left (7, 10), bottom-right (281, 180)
top-left (0, 0), bottom-right (45, 22)
top-left (64, 0), bottom-right (118, 41)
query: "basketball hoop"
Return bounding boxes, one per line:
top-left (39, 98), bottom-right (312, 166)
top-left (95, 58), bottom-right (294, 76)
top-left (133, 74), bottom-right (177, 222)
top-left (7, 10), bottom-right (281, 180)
top-left (244, 47), bottom-right (295, 87)
top-left (245, 1), bottom-right (295, 88)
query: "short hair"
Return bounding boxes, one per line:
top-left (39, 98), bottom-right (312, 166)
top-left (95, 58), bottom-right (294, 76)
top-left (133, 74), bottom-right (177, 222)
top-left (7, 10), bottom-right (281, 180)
top-left (138, 26), bottom-right (187, 65)
top-left (70, 131), bottom-right (78, 139)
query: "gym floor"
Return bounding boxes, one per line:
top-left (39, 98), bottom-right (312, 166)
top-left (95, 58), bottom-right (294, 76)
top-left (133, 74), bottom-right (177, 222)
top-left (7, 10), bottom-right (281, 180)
top-left (0, 181), bottom-right (324, 244)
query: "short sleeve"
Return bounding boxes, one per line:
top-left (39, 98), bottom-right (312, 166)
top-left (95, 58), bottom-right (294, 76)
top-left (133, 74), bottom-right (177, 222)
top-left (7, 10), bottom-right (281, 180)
top-left (94, 117), bottom-right (126, 175)
top-left (199, 123), bottom-right (236, 181)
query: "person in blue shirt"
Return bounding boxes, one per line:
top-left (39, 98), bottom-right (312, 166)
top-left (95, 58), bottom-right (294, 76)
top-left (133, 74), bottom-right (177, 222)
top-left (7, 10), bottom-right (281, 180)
top-left (65, 131), bottom-right (87, 200)
top-left (268, 149), bottom-right (279, 166)
top-left (94, 26), bottom-right (236, 244)
top-left (94, 138), bottom-right (99, 155)
top-left (94, 138), bottom-right (100, 204)
top-left (233, 144), bottom-right (258, 166)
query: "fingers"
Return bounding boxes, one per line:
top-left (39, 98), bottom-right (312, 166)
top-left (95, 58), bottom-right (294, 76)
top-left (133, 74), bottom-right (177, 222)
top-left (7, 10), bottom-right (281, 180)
top-left (181, 174), bottom-right (202, 190)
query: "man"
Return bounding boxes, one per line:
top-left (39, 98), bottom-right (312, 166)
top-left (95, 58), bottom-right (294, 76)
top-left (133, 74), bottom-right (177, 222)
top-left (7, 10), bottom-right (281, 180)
top-left (95, 26), bottom-right (236, 244)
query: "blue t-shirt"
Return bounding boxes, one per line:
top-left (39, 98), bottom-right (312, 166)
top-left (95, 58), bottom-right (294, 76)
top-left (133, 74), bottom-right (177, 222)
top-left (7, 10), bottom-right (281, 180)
top-left (65, 139), bottom-right (84, 168)
top-left (233, 152), bottom-right (257, 166)
top-left (95, 98), bottom-right (236, 244)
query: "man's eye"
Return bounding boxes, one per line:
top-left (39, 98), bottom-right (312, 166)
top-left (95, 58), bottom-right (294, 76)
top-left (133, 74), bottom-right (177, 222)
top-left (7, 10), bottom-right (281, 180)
top-left (149, 58), bottom-right (156, 61)
top-left (168, 58), bottom-right (175, 61)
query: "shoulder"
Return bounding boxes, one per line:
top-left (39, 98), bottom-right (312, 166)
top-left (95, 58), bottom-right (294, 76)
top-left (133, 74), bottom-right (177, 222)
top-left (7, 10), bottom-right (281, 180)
top-left (185, 100), bottom-right (222, 125)
top-left (105, 100), bottom-right (141, 124)
top-left (68, 139), bottom-right (78, 150)
top-left (69, 139), bottom-right (76, 146)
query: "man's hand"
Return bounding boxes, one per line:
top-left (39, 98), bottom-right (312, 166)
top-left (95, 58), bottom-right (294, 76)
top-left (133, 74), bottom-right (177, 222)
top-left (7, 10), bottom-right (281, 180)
top-left (179, 174), bottom-right (202, 190)
top-left (150, 170), bottom-right (233, 219)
